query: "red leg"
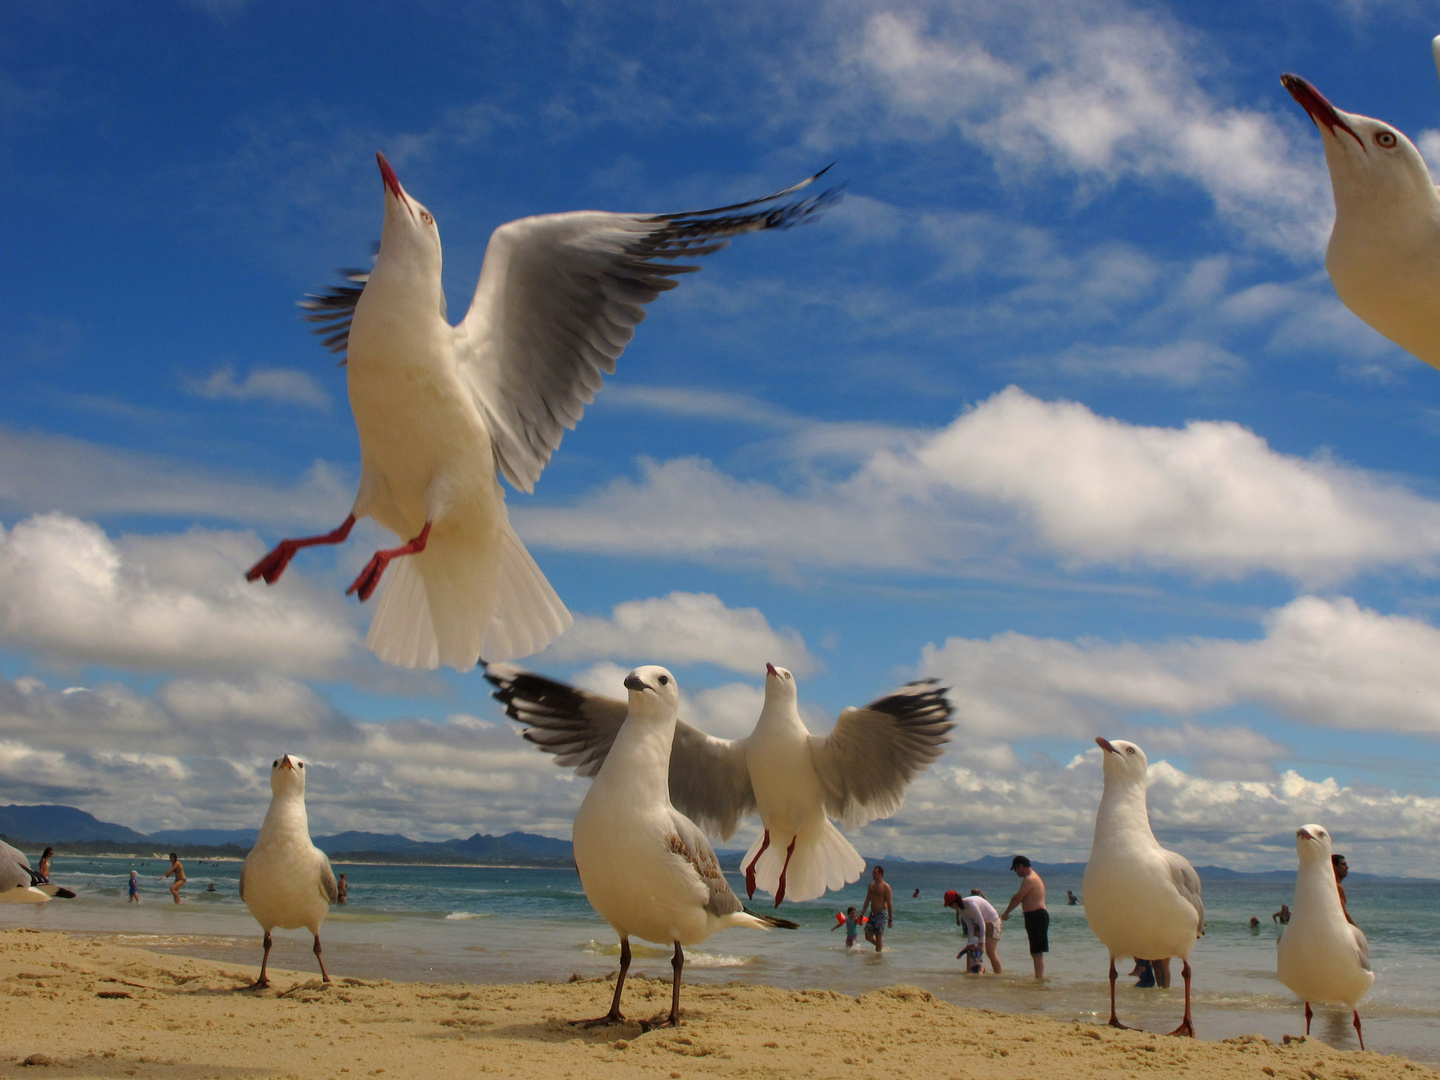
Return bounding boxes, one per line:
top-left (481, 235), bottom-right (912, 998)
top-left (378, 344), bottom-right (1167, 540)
top-left (313, 934), bottom-right (330, 984)
top-left (1352, 1009), bottom-right (1364, 1051)
top-left (774, 836), bottom-right (798, 907)
top-left (1167, 960), bottom-right (1195, 1037)
top-left (246, 515), bottom-right (356, 585)
top-left (346, 522), bottom-right (431, 602)
top-left (744, 830), bottom-right (771, 899)
top-left (1108, 958), bottom-right (1132, 1029)
top-left (1305, 1001), bottom-right (1313, 1036)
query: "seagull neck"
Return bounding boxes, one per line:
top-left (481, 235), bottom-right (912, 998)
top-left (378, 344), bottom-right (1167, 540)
top-left (259, 791), bottom-right (310, 837)
top-left (1296, 857), bottom-right (1344, 919)
top-left (602, 713), bottom-right (677, 804)
top-left (754, 697), bottom-right (806, 737)
top-left (1094, 778), bottom-right (1153, 846)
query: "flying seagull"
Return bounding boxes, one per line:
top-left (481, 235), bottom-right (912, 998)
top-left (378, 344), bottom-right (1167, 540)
top-left (0, 839), bottom-right (76, 904)
top-left (1282, 71), bottom-right (1440, 372)
top-left (570, 665), bottom-right (796, 1030)
top-left (246, 157), bottom-right (839, 670)
top-left (1276, 823), bottom-right (1373, 1050)
top-left (1083, 738), bottom-right (1205, 1037)
top-left (486, 661), bottom-right (953, 904)
top-left (239, 754), bottom-right (338, 988)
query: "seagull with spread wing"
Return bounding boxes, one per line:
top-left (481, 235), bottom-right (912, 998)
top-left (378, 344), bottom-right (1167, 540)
top-left (486, 661), bottom-right (953, 905)
top-left (246, 156), bottom-right (838, 669)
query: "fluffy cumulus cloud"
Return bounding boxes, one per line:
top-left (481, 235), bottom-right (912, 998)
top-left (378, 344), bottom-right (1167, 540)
top-left (184, 363), bottom-right (331, 410)
top-left (921, 594), bottom-right (1440, 741)
top-left (522, 386), bottom-right (1440, 584)
top-left (813, 0), bottom-right (1330, 256)
top-left (0, 513), bottom-right (358, 676)
top-left (541, 591), bottom-right (816, 676)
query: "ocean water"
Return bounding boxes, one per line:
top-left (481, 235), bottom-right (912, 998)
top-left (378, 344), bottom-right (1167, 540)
top-left (6, 856), bottom-right (1439, 1063)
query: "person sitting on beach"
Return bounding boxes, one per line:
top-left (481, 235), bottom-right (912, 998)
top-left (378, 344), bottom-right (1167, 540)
top-left (1332, 853), bottom-right (1355, 926)
top-left (37, 847), bottom-right (54, 883)
top-left (162, 853), bottom-right (186, 904)
top-left (860, 866), bottom-right (893, 953)
top-left (1272, 903), bottom-right (1290, 925)
top-left (1000, 855), bottom-right (1048, 979)
top-left (127, 870), bottom-right (139, 904)
top-left (338, 873), bottom-right (348, 905)
top-left (831, 905), bottom-right (860, 949)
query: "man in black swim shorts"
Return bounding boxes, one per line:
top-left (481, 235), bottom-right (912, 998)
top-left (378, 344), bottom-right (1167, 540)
top-left (1000, 855), bottom-right (1049, 978)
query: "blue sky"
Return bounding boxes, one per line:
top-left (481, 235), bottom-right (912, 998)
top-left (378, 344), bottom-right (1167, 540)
top-left (6, 0), bottom-right (1440, 872)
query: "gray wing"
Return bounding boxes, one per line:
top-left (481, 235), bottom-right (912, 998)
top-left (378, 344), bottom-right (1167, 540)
top-left (1351, 922), bottom-right (1371, 972)
top-left (453, 170), bottom-right (840, 494)
top-left (667, 809), bottom-right (743, 918)
top-left (486, 663), bottom-right (755, 839)
top-left (809, 680), bottom-right (954, 828)
top-left (298, 269), bottom-right (370, 362)
top-left (0, 840), bottom-right (33, 892)
top-left (1164, 849), bottom-right (1206, 937)
top-left (318, 856), bottom-right (339, 905)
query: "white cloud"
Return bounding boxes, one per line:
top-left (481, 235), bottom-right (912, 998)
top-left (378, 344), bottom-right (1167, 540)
top-left (0, 426), bottom-right (352, 529)
top-left (541, 591), bottom-right (816, 676)
top-left (920, 594), bottom-right (1440, 740)
top-left (1041, 340), bottom-right (1245, 385)
top-left (522, 386), bottom-right (1440, 584)
top-left (817, 1), bottom-right (1330, 257)
top-left (0, 514), bottom-right (358, 677)
top-left (184, 363), bottom-right (331, 410)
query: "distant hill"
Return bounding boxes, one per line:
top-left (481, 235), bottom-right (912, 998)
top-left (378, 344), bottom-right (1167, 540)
top-left (0, 804), bottom-right (147, 844)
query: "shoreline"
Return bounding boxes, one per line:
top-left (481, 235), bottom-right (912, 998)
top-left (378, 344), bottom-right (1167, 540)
top-left (0, 929), bottom-right (1431, 1080)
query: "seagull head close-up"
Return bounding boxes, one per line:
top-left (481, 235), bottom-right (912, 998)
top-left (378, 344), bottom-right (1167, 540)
top-left (763, 661), bottom-right (797, 703)
top-left (621, 665), bottom-right (680, 718)
top-left (270, 753), bottom-right (307, 795)
top-left (374, 152), bottom-right (443, 280)
top-left (1281, 73), bottom-right (1436, 211)
top-left (1296, 823), bottom-right (1334, 863)
top-left (1095, 736), bottom-right (1148, 783)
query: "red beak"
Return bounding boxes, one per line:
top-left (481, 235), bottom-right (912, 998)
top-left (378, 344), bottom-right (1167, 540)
top-left (1096, 737), bottom-right (1117, 754)
top-left (1280, 73), bottom-right (1364, 150)
top-left (766, 662), bottom-right (779, 677)
top-left (376, 153), bottom-right (407, 201)
top-left (1297, 827), bottom-right (1313, 841)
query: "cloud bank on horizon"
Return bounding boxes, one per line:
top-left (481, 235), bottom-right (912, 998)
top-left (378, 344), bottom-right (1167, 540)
top-left (5, 0), bottom-right (1440, 874)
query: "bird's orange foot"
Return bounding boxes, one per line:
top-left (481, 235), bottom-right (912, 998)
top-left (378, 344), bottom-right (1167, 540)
top-left (1168, 1018), bottom-right (1195, 1038)
top-left (346, 554), bottom-right (389, 602)
top-left (247, 543), bottom-right (298, 584)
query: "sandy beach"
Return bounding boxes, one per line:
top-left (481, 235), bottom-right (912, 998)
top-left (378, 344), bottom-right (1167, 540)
top-left (0, 929), bottom-right (1429, 1080)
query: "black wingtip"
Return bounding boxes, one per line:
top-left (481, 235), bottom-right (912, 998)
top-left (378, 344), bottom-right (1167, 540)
top-left (744, 906), bottom-right (799, 930)
top-left (53, 888), bottom-right (77, 900)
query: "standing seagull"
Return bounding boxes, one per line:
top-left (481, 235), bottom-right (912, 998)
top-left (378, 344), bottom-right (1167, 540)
top-left (1281, 72), bottom-right (1440, 372)
top-left (0, 839), bottom-right (76, 904)
top-left (1276, 824), bottom-right (1373, 1050)
top-left (239, 755), bottom-right (338, 989)
top-left (486, 661), bottom-right (952, 904)
top-left (1083, 738), bottom-right (1205, 1036)
top-left (245, 158), bottom-right (838, 670)
top-left (571, 665), bottom-right (796, 1029)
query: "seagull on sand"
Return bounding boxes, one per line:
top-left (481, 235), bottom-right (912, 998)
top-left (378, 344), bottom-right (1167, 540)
top-left (1083, 738), bottom-right (1205, 1037)
top-left (0, 839), bottom-right (76, 904)
top-left (244, 157), bottom-right (838, 671)
top-left (571, 665), bottom-right (797, 1029)
top-left (1276, 824), bottom-right (1373, 1050)
top-left (487, 661), bottom-right (953, 905)
top-left (1281, 71), bottom-right (1440, 372)
top-left (239, 755), bottom-right (338, 989)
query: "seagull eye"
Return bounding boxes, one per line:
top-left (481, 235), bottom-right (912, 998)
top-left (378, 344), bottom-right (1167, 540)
top-left (272, 760), bottom-right (278, 768)
top-left (658, 675), bottom-right (669, 685)
top-left (298, 762), bottom-right (304, 769)
top-left (420, 211), bottom-right (434, 224)
top-left (1376, 131), bottom-right (1397, 148)
top-left (1125, 747), bottom-right (1135, 755)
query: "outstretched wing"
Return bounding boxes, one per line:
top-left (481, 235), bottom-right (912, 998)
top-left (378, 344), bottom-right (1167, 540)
top-left (453, 169), bottom-right (840, 494)
top-left (486, 663), bottom-right (756, 838)
top-left (1164, 849), bottom-right (1206, 937)
top-left (298, 269), bottom-right (370, 362)
top-left (809, 680), bottom-right (954, 828)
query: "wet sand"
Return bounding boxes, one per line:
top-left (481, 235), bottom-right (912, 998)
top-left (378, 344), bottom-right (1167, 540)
top-left (0, 928), bottom-right (1431, 1079)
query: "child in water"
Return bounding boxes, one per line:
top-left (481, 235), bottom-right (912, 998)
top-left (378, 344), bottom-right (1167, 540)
top-left (832, 906), bottom-right (861, 948)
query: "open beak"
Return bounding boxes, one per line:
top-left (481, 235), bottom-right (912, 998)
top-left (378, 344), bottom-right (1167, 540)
top-left (280, 755), bottom-right (296, 771)
top-left (623, 673), bottom-right (648, 692)
top-left (1095, 737), bottom-right (1117, 754)
top-left (1297, 827), bottom-right (1313, 841)
top-left (376, 153), bottom-right (408, 203)
top-left (766, 662), bottom-right (779, 677)
top-left (1281, 73), bottom-right (1365, 150)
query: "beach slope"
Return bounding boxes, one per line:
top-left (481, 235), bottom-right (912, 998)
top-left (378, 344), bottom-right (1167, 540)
top-left (0, 929), bottom-right (1429, 1079)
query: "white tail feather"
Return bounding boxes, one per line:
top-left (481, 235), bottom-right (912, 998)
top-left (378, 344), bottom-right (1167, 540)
top-left (367, 519), bottom-right (569, 670)
top-left (742, 817), bottom-right (865, 904)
